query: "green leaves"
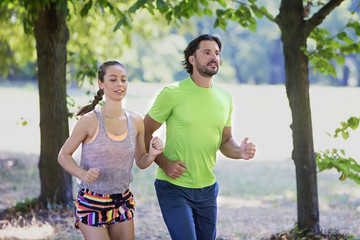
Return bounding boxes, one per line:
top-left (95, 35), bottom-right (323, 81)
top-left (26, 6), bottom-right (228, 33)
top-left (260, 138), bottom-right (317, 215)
top-left (80, 0), bottom-right (92, 17)
top-left (316, 116), bottom-right (360, 186)
top-left (306, 10), bottom-right (360, 76)
top-left (204, 8), bottom-right (213, 17)
top-left (128, 0), bottom-right (146, 14)
top-left (68, 52), bottom-right (98, 87)
top-left (214, 3), bottom-right (260, 31)
top-left (156, 0), bottom-right (168, 14)
top-left (113, 15), bottom-right (132, 32)
top-left (347, 21), bottom-right (360, 36)
top-left (334, 116), bottom-right (360, 139)
top-left (316, 149), bottom-right (360, 185)
top-left (306, 27), bottom-right (340, 76)
top-left (16, 117), bottom-right (28, 126)
top-left (124, 0), bottom-right (268, 32)
top-left (126, 0), bottom-right (205, 25)
top-left (217, 0), bottom-right (226, 8)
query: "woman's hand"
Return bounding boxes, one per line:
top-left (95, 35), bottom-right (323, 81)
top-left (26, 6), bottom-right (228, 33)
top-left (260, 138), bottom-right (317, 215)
top-left (81, 168), bottom-right (101, 183)
top-left (149, 136), bottom-right (164, 157)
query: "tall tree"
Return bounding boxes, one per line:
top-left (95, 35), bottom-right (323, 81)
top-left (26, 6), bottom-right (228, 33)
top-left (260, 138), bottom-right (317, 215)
top-left (0, 0), bottom-right (73, 206)
top-left (0, 0), bottom-right (137, 207)
top-left (32, 0), bottom-right (72, 206)
top-left (275, 0), bottom-right (356, 231)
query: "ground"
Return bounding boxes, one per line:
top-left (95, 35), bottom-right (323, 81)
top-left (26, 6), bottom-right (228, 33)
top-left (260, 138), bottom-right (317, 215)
top-left (0, 152), bottom-right (359, 240)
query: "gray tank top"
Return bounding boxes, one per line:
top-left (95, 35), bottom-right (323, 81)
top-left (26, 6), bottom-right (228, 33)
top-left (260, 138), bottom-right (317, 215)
top-left (78, 109), bottom-right (136, 194)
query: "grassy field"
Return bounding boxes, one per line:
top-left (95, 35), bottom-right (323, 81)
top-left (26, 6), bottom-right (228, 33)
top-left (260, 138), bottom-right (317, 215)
top-left (0, 82), bottom-right (359, 239)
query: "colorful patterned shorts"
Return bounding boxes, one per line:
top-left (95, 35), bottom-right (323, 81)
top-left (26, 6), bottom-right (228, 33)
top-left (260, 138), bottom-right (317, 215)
top-left (75, 188), bottom-right (135, 228)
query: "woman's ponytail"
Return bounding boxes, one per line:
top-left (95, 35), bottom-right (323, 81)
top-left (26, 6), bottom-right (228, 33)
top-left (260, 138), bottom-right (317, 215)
top-left (75, 88), bottom-right (104, 116)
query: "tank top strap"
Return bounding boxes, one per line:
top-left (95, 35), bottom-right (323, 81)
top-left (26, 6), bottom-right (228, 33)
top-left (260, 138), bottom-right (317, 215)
top-left (124, 110), bottom-right (134, 132)
top-left (124, 110), bottom-right (136, 150)
top-left (93, 109), bottom-right (107, 137)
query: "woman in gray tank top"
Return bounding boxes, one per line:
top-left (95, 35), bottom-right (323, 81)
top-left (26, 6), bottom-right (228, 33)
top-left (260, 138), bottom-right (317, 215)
top-left (58, 61), bottom-right (164, 240)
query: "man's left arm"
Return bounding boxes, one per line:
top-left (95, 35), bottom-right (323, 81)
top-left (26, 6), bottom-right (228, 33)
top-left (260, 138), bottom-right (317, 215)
top-left (219, 126), bottom-right (256, 160)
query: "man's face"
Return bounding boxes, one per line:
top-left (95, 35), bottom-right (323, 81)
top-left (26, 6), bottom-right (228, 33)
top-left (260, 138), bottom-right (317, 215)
top-left (191, 40), bottom-right (221, 77)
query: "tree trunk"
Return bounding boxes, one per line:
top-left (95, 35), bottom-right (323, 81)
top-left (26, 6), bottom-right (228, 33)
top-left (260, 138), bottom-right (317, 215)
top-left (275, 0), bottom-right (320, 233)
top-left (33, 1), bottom-right (72, 206)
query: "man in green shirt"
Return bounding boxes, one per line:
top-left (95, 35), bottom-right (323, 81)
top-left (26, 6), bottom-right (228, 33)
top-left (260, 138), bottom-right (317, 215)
top-left (144, 34), bottom-right (256, 240)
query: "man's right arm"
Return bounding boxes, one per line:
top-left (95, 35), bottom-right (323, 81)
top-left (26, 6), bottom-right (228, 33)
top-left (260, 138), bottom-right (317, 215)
top-left (144, 114), bottom-right (187, 179)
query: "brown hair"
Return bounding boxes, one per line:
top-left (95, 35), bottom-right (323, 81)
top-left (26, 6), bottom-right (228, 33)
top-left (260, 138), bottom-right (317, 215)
top-left (75, 61), bottom-right (125, 116)
top-left (182, 34), bottom-right (222, 75)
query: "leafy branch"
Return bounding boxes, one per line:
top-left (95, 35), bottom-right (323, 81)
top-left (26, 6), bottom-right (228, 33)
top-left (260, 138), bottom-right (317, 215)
top-left (333, 116), bottom-right (360, 140)
top-left (303, 3), bottom-right (360, 76)
top-left (232, 0), bottom-right (275, 22)
top-left (316, 149), bottom-right (360, 185)
top-left (316, 116), bottom-right (360, 185)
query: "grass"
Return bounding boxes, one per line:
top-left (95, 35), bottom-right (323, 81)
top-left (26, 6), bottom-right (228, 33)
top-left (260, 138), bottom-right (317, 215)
top-left (1, 82), bottom-right (360, 239)
top-left (1, 155), bottom-right (359, 239)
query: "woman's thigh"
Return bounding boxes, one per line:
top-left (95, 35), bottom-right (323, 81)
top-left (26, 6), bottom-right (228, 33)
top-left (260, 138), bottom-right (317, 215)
top-left (78, 222), bottom-right (110, 240)
top-left (108, 219), bottom-right (134, 240)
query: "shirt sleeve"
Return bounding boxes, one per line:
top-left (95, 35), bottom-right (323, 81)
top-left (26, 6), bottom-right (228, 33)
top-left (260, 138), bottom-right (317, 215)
top-left (147, 87), bottom-right (174, 124)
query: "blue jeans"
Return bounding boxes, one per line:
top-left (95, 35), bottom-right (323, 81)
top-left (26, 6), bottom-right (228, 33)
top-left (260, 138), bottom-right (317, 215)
top-left (154, 179), bottom-right (218, 240)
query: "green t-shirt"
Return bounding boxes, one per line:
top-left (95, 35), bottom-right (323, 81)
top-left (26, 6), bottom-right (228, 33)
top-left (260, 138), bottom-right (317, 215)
top-left (148, 77), bottom-right (233, 188)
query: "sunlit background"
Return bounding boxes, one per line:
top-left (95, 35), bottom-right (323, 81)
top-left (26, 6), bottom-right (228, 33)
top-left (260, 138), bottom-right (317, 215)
top-left (1, 82), bottom-right (359, 161)
top-left (1, 0), bottom-right (360, 239)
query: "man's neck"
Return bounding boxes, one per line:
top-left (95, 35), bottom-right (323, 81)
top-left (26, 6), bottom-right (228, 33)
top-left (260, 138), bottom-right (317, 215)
top-left (190, 73), bottom-right (213, 88)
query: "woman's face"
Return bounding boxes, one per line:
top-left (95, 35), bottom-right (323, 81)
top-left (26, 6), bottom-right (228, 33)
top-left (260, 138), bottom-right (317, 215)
top-left (99, 65), bottom-right (128, 101)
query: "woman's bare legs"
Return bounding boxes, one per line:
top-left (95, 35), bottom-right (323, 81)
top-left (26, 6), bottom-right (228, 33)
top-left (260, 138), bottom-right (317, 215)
top-left (108, 219), bottom-right (135, 240)
top-left (78, 222), bottom-right (110, 240)
top-left (78, 219), bottom-right (134, 240)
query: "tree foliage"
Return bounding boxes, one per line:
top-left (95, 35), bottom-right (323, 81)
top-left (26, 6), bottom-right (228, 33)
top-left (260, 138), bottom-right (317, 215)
top-left (316, 116), bottom-right (360, 185)
top-left (0, 2), bottom-right (35, 78)
top-left (305, 4), bottom-right (360, 77)
top-left (2, 1), bottom-right (359, 86)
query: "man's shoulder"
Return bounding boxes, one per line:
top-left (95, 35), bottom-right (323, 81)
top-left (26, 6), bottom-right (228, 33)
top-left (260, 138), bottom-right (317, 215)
top-left (213, 83), bottom-right (231, 97)
top-left (160, 78), bottom-right (190, 93)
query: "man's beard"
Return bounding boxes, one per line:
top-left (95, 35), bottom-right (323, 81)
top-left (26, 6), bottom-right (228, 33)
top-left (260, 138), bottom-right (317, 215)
top-left (195, 60), bottom-right (219, 77)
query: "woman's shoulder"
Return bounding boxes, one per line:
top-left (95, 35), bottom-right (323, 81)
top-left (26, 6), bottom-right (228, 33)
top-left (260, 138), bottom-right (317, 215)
top-left (125, 110), bottom-right (144, 130)
top-left (77, 110), bottom-right (98, 126)
top-left (81, 109), bottom-right (98, 119)
top-left (70, 110), bottom-right (98, 138)
top-left (126, 110), bottom-right (142, 122)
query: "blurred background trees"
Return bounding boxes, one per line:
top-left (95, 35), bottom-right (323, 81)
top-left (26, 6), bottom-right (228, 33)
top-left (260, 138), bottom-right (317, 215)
top-left (1, 1), bottom-right (359, 87)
